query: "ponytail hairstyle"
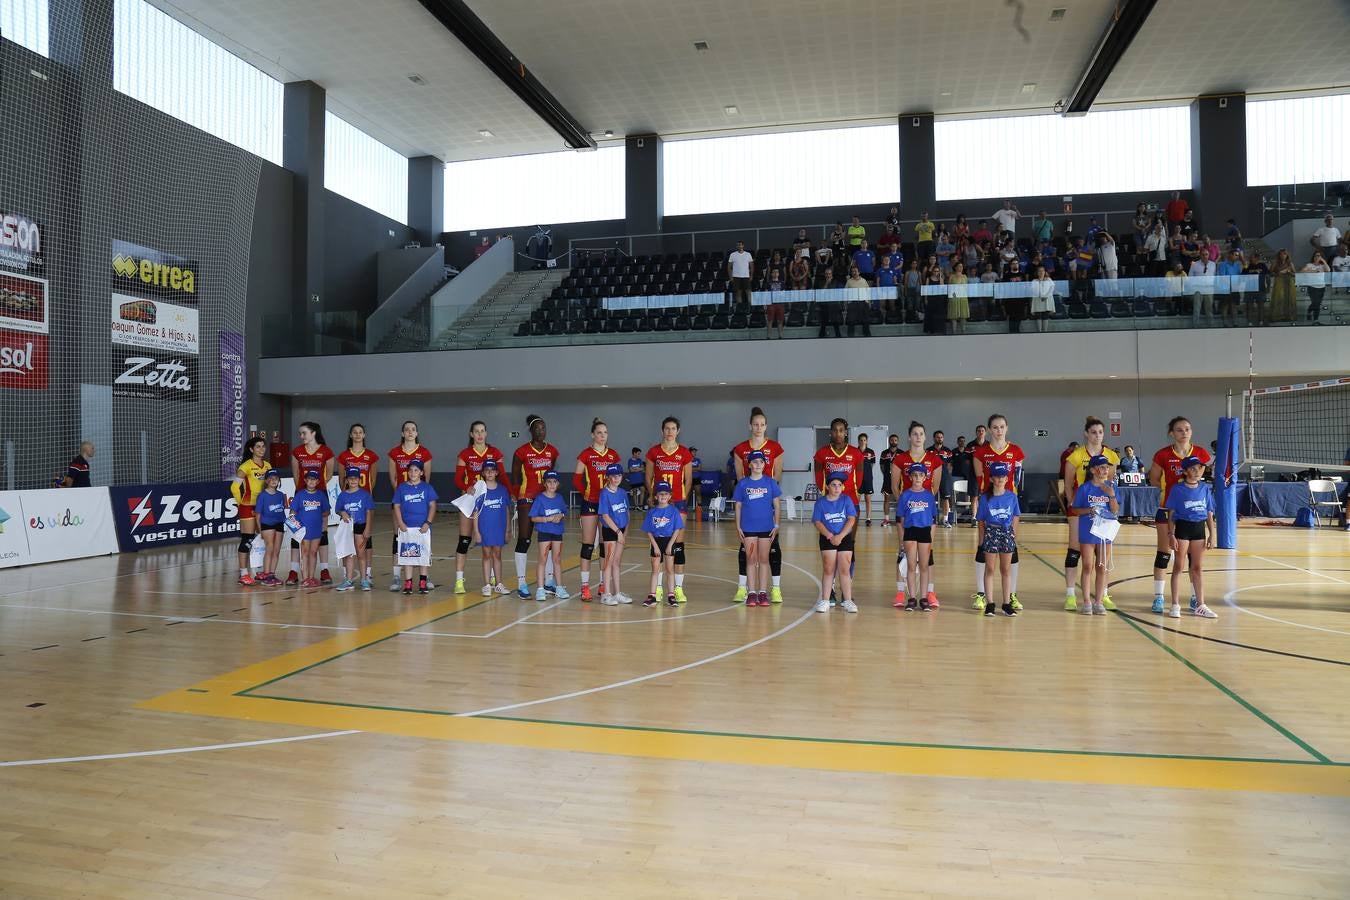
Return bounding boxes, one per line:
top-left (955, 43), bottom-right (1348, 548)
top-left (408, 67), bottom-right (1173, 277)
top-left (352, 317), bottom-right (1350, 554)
top-left (830, 416), bottom-right (848, 429)
top-left (346, 422), bottom-right (366, 449)
top-left (908, 420), bottom-right (925, 436)
top-left (299, 421), bottom-right (326, 447)
top-left (661, 415), bottom-right (681, 430)
top-left (525, 414), bottom-right (543, 430)
top-left (986, 413), bottom-right (1007, 429)
top-left (467, 420), bottom-right (487, 448)
top-left (749, 406), bottom-right (766, 422)
top-left (1167, 415), bottom-right (1191, 433)
top-left (399, 420), bottom-right (420, 446)
top-left (591, 417), bottom-right (607, 433)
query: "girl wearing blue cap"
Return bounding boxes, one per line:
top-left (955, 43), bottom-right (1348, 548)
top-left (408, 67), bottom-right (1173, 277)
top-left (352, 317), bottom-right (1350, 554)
top-left (391, 459), bottom-right (438, 594)
top-left (598, 463), bottom-right (632, 606)
top-left (898, 463), bottom-right (938, 611)
top-left (732, 450), bottom-right (782, 607)
top-left (1068, 455), bottom-right (1119, 615)
top-left (976, 461), bottom-right (1020, 616)
top-left (472, 460), bottom-right (512, 596)
top-left (529, 472), bottom-right (570, 601)
top-left (812, 473), bottom-right (858, 614)
top-left (642, 482), bottom-right (685, 607)
top-left (255, 469), bottom-right (288, 586)
top-left (293, 469), bottom-right (331, 588)
top-left (335, 466), bottom-right (375, 591)
top-left (1164, 456), bottom-right (1217, 619)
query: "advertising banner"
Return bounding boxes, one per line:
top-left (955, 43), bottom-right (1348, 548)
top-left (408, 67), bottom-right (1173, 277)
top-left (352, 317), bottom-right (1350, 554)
top-left (108, 481), bottom-right (239, 552)
top-left (0, 270), bottom-right (48, 334)
top-left (218, 330), bottom-right (246, 479)
top-left (0, 490), bottom-right (30, 568)
top-left (0, 488), bottom-right (121, 568)
top-left (112, 348), bottom-right (198, 402)
top-left (110, 293), bottom-right (199, 354)
top-left (111, 239), bottom-right (198, 302)
top-left (0, 210), bottom-right (44, 273)
top-left (0, 328), bottom-right (48, 390)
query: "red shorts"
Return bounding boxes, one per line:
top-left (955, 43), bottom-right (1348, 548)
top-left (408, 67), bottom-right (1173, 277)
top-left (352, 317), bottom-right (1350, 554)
top-left (766, 304), bottom-right (785, 324)
top-left (239, 504), bottom-right (256, 519)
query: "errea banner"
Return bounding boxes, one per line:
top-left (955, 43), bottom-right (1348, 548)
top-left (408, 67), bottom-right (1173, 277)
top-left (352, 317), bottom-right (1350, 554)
top-left (111, 239), bottom-right (198, 300)
top-left (111, 293), bottom-right (199, 354)
top-left (109, 481), bottom-right (239, 551)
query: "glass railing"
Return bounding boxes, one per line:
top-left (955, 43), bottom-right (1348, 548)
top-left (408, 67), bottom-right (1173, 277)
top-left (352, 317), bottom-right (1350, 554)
top-left (1262, 181), bottom-right (1348, 233)
top-left (262, 273), bottom-right (1348, 357)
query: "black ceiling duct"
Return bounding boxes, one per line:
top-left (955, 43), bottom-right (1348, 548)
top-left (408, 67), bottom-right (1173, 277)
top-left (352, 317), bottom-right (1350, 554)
top-left (1063, 0), bottom-right (1158, 116)
top-left (416, 0), bottom-right (596, 150)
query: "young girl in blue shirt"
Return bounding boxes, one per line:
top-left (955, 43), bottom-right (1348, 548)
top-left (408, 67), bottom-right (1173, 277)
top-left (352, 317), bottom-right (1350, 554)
top-left (811, 473), bottom-right (858, 614)
top-left (391, 459), bottom-right (438, 595)
top-left (977, 462), bottom-right (1021, 617)
top-left (598, 463), bottom-right (632, 606)
top-left (472, 460), bottom-right (512, 597)
top-left (732, 450), bottom-right (782, 607)
top-left (641, 483), bottom-right (685, 607)
top-left (898, 464), bottom-right (938, 611)
top-left (1164, 456), bottom-right (1218, 620)
top-left (529, 472), bottom-right (570, 602)
top-left (335, 466), bottom-right (375, 592)
top-left (292, 469), bottom-right (331, 588)
top-left (255, 469), bottom-right (288, 586)
top-left (1068, 455), bottom-right (1119, 616)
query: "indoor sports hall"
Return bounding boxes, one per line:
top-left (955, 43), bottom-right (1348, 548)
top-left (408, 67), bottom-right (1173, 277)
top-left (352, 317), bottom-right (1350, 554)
top-left (2, 1), bottom-right (1349, 898)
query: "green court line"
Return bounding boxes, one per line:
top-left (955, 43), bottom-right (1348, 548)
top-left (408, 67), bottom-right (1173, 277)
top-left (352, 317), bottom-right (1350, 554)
top-left (1026, 549), bottom-right (1332, 764)
top-left (230, 690), bottom-right (1339, 767)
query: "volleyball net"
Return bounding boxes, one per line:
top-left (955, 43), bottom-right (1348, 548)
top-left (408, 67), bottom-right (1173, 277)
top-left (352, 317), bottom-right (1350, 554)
top-left (1243, 377), bottom-right (1350, 473)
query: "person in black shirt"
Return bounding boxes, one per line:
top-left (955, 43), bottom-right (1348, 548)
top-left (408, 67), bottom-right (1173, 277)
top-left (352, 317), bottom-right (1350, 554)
top-left (928, 431), bottom-right (956, 527)
top-left (62, 440), bottom-right (95, 487)
top-left (857, 433), bottom-right (877, 526)
top-left (878, 433), bottom-right (901, 526)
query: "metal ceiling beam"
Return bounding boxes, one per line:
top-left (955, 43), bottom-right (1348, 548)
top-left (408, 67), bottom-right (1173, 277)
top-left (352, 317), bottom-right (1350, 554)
top-left (1063, 0), bottom-right (1159, 116)
top-left (415, 0), bottom-right (596, 150)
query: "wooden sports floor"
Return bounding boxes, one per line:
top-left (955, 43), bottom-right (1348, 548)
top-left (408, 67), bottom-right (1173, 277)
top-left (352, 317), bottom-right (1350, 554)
top-left (2, 518), bottom-right (1348, 899)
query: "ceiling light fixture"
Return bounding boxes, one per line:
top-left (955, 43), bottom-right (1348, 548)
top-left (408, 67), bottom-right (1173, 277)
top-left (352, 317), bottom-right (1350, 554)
top-left (407, 73), bottom-right (427, 85)
top-left (478, 129), bottom-right (493, 138)
top-left (604, 130), bottom-right (614, 137)
top-left (693, 40), bottom-right (710, 52)
top-left (724, 105), bottom-right (739, 116)
top-left (1050, 7), bottom-right (1067, 20)
top-left (1021, 82), bottom-right (1037, 94)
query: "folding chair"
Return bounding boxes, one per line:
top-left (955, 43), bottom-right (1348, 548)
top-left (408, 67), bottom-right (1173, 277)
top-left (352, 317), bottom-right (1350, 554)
top-left (1307, 479), bottom-right (1342, 526)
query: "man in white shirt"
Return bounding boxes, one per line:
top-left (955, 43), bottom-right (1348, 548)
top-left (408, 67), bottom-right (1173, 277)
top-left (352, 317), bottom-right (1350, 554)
top-left (727, 240), bottom-right (754, 307)
top-left (1310, 214), bottom-right (1342, 259)
top-left (1097, 231), bottom-right (1119, 279)
top-left (991, 200), bottom-right (1021, 237)
top-left (1188, 255), bottom-right (1216, 325)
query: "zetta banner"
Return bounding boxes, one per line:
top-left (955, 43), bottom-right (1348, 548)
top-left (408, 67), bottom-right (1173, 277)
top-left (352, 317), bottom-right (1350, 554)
top-left (218, 330), bottom-right (246, 479)
top-left (0, 487), bottom-right (121, 569)
top-left (112, 347), bottom-right (198, 402)
top-left (108, 481), bottom-right (240, 552)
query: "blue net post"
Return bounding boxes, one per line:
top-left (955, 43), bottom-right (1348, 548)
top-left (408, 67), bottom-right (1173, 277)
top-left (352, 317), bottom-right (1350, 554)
top-left (1215, 416), bottom-right (1241, 549)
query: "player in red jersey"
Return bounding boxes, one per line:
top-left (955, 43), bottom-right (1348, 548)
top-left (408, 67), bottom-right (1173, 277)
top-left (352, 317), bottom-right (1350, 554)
top-left (889, 421), bottom-right (945, 609)
top-left (337, 423), bottom-right (379, 584)
top-left (969, 414), bottom-right (1026, 611)
top-left (511, 414), bottom-right (560, 598)
top-left (731, 406), bottom-right (787, 602)
top-left (386, 420), bottom-right (433, 591)
top-left (1147, 415), bottom-right (1212, 613)
top-left (454, 420), bottom-right (505, 594)
top-left (645, 416), bottom-right (694, 602)
top-left (288, 421), bottom-right (335, 585)
top-left (575, 417), bottom-right (621, 600)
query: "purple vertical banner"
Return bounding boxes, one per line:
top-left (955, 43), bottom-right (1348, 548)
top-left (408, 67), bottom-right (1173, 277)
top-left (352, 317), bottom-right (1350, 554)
top-left (218, 331), bottom-right (246, 479)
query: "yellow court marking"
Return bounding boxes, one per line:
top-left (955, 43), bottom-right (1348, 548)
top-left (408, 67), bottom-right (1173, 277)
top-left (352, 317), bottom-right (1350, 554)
top-left (138, 559), bottom-right (1350, 798)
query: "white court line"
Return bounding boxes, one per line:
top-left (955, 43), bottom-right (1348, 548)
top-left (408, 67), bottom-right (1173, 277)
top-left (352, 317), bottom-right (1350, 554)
top-left (0, 602), bottom-right (359, 632)
top-left (454, 560), bottom-right (823, 718)
top-left (0, 547), bottom-right (235, 600)
top-left (1222, 582), bottom-right (1350, 637)
top-left (402, 597), bottom-right (569, 639)
top-left (0, 730), bottom-right (360, 767)
top-left (1253, 554), bottom-right (1350, 586)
